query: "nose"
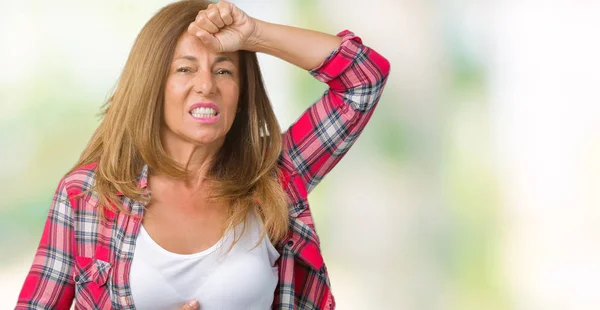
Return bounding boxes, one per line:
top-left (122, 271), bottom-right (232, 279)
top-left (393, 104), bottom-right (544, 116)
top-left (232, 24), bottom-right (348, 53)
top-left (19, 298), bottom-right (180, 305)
top-left (192, 69), bottom-right (216, 96)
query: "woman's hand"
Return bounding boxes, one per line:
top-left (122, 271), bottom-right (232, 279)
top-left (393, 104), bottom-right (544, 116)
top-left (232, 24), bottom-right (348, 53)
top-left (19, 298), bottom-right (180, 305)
top-left (179, 299), bottom-right (199, 310)
top-left (187, 0), bottom-right (258, 53)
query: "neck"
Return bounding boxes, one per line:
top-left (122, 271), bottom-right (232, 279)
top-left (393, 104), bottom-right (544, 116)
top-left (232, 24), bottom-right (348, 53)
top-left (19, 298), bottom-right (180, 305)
top-left (158, 132), bottom-right (225, 190)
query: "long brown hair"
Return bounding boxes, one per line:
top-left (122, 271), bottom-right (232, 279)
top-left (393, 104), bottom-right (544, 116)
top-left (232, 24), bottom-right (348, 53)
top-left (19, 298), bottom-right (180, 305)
top-left (72, 0), bottom-right (289, 246)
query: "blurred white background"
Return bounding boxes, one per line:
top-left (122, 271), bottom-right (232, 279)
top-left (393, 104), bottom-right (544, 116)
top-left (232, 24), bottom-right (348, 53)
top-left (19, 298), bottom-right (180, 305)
top-left (1, 0), bottom-right (599, 309)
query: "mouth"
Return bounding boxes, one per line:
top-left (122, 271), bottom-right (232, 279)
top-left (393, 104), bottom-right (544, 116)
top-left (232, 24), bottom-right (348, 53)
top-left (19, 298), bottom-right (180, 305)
top-left (188, 102), bottom-right (220, 120)
top-left (189, 107), bottom-right (218, 118)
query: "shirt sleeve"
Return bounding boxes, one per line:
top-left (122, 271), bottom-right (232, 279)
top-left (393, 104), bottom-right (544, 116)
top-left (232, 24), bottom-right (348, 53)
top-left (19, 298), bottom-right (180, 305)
top-left (278, 30), bottom-right (391, 194)
top-left (16, 178), bottom-right (75, 309)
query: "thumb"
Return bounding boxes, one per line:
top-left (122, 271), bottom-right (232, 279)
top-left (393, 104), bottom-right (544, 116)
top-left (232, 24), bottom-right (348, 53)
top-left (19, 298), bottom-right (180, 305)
top-left (179, 299), bottom-right (199, 310)
top-left (195, 28), bottom-right (223, 52)
top-left (187, 23), bottom-right (223, 52)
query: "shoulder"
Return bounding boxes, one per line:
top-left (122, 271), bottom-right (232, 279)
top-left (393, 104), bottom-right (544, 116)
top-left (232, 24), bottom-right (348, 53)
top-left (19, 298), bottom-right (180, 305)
top-left (61, 162), bottom-right (100, 206)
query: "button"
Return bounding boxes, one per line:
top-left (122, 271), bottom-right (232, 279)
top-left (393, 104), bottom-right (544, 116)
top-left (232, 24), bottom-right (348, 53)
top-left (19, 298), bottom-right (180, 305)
top-left (287, 240), bottom-right (294, 247)
top-left (74, 275), bottom-right (80, 282)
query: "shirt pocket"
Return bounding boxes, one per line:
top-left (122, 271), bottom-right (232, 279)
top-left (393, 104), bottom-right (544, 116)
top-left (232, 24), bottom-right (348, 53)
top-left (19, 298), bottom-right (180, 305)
top-left (73, 256), bottom-right (112, 309)
top-left (296, 241), bottom-right (324, 272)
top-left (284, 233), bottom-right (324, 272)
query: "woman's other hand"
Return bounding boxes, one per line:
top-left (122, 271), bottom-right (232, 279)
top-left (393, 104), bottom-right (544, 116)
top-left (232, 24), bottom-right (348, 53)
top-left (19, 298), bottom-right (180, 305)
top-left (179, 299), bottom-right (200, 310)
top-left (187, 0), bottom-right (258, 53)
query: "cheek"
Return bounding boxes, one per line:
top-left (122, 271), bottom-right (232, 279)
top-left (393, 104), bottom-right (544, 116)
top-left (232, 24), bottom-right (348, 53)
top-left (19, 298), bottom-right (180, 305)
top-left (162, 84), bottom-right (183, 131)
top-left (164, 81), bottom-right (188, 117)
top-left (164, 80), bottom-right (185, 104)
top-left (220, 81), bottom-right (240, 115)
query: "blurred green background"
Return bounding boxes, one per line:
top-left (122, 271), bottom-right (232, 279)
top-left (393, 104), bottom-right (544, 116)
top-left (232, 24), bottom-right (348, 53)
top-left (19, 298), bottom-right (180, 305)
top-left (2, 0), bottom-right (600, 309)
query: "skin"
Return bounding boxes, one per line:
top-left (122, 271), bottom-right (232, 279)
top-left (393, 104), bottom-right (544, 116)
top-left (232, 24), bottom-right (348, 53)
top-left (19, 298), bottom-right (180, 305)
top-left (161, 33), bottom-right (241, 171)
top-left (143, 22), bottom-right (242, 298)
top-left (141, 1), bottom-right (344, 308)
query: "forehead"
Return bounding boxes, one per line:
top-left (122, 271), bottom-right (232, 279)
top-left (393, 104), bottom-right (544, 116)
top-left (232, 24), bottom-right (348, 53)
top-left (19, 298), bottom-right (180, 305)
top-left (172, 33), bottom-right (239, 64)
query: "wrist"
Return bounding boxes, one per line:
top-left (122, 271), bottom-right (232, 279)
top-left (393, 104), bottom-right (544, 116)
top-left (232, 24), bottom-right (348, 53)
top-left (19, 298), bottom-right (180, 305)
top-left (244, 18), bottom-right (269, 52)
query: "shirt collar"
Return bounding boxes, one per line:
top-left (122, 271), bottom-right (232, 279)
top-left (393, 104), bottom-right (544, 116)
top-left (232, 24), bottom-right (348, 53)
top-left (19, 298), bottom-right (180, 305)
top-left (115, 163), bottom-right (149, 196)
top-left (137, 163), bottom-right (149, 190)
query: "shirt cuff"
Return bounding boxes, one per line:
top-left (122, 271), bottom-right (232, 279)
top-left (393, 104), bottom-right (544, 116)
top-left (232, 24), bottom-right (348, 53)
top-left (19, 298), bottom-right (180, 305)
top-left (309, 30), bottom-right (363, 83)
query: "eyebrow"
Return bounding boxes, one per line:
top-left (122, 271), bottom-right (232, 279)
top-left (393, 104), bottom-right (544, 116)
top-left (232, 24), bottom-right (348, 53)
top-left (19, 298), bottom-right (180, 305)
top-left (174, 55), bottom-right (234, 64)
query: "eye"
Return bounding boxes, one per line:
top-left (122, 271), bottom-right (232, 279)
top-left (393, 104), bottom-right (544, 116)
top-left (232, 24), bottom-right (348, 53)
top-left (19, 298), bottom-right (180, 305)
top-left (215, 69), bottom-right (233, 76)
top-left (176, 67), bottom-right (192, 73)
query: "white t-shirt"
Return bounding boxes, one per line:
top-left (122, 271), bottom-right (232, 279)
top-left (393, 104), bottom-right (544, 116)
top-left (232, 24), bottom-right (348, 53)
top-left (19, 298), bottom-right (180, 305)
top-left (129, 211), bottom-right (280, 310)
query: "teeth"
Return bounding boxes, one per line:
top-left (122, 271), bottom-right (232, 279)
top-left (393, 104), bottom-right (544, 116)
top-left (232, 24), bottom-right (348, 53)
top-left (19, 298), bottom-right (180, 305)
top-left (190, 107), bottom-right (217, 118)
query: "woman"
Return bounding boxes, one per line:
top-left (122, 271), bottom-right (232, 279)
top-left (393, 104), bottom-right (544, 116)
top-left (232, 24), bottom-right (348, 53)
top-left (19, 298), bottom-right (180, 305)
top-left (16, 0), bottom-right (390, 309)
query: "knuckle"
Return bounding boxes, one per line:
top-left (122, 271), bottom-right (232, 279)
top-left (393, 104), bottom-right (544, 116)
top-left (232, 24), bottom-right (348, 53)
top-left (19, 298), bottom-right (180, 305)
top-left (221, 10), bottom-right (232, 21)
top-left (198, 10), bottom-right (209, 19)
top-left (218, 2), bottom-right (230, 12)
top-left (206, 10), bottom-right (218, 19)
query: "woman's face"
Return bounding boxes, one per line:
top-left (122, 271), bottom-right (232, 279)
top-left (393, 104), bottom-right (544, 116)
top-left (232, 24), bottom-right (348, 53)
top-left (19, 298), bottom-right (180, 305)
top-left (162, 32), bottom-right (240, 151)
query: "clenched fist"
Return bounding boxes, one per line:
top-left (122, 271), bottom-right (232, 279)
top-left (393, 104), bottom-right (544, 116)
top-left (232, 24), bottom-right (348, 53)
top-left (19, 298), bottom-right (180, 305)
top-left (179, 299), bottom-right (200, 310)
top-left (187, 0), bottom-right (258, 53)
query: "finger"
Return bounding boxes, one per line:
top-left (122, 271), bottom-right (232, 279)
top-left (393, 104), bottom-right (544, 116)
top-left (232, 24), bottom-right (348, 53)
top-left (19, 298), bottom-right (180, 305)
top-left (216, 1), bottom-right (233, 25)
top-left (187, 22), bottom-right (204, 38)
top-left (194, 10), bottom-right (220, 34)
top-left (187, 22), bottom-right (198, 37)
top-left (205, 5), bottom-right (225, 28)
top-left (179, 299), bottom-right (199, 310)
top-left (190, 26), bottom-right (222, 52)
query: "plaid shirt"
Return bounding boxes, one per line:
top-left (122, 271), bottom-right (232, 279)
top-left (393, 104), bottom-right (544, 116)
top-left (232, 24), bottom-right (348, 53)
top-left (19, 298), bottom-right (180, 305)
top-left (16, 30), bottom-right (390, 310)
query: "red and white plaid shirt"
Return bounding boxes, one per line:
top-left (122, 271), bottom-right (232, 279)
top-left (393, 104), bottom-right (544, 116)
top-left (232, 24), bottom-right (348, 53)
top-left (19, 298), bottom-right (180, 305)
top-left (16, 30), bottom-right (390, 310)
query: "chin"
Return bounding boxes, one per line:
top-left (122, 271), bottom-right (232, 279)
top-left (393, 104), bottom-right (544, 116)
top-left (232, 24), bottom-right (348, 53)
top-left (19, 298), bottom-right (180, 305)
top-left (185, 132), bottom-right (225, 147)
